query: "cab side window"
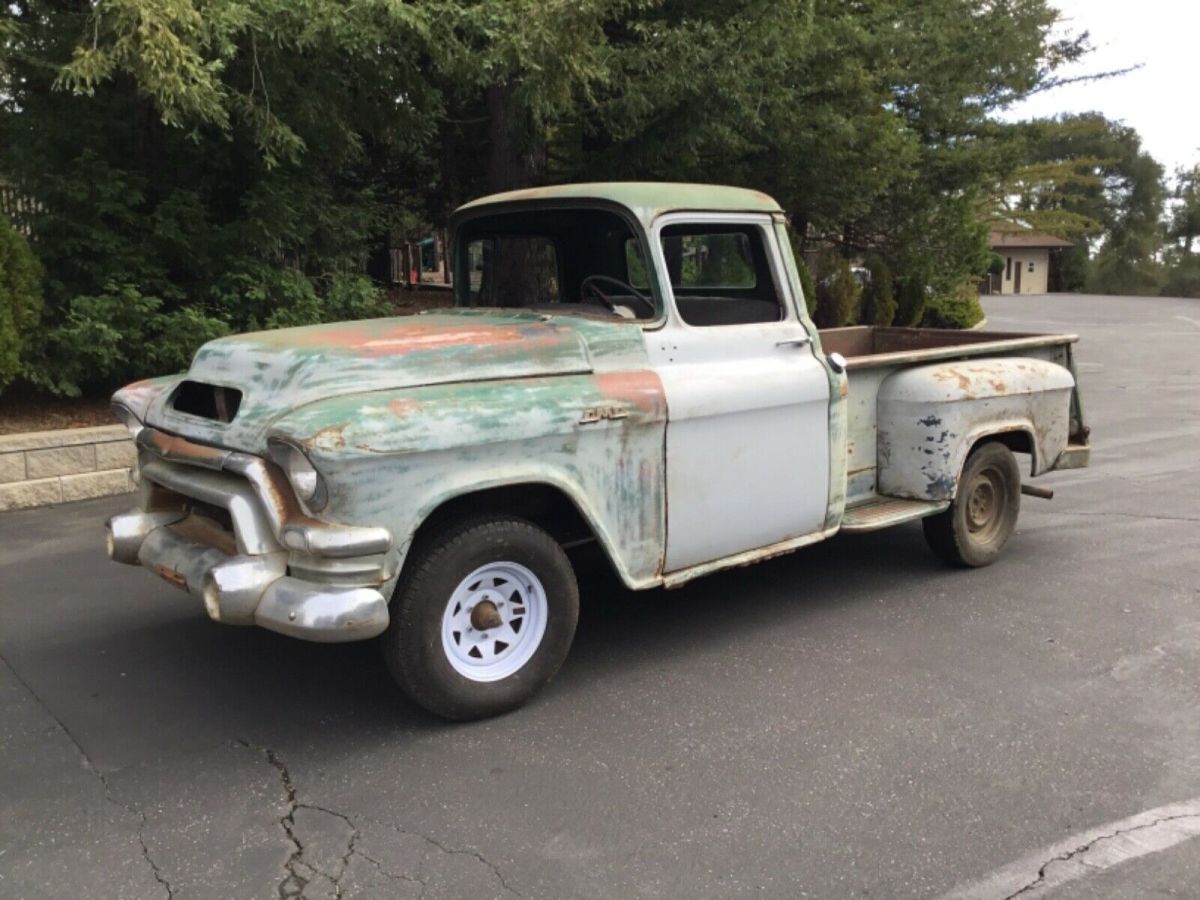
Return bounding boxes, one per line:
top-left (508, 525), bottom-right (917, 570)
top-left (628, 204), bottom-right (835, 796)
top-left (659, 224), bottom-right (782, 326)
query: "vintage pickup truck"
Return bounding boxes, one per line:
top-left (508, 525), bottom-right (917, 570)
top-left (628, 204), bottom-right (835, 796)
top-left (106, 183), bottom-right (1090, 719)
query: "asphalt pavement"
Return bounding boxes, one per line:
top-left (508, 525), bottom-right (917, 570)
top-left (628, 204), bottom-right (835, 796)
top-left (1, 293), bottom-right (1197, 899)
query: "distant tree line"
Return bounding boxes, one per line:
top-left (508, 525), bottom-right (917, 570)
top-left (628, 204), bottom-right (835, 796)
top-left (0, 0), bottom-right (1181, 398)
top-left (1001, 113), bottom-right (1199, 298)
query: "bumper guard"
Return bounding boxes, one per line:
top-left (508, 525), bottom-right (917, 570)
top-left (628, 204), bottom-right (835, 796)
top-left (106, 427), bottom-right (392, 643)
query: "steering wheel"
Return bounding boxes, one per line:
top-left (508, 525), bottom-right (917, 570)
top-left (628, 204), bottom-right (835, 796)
top-left (580, 275), bottom-right (656, 318)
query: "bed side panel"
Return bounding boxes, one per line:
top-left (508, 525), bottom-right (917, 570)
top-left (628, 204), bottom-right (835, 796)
top-left (875, 358), bottom-right (1075, 501)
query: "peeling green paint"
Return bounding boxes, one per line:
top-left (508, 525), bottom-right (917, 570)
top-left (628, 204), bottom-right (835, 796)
top-left (455, 182), bottom-right (782, 233)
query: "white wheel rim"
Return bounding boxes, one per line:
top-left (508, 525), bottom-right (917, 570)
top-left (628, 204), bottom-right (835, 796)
top-left (440, 561), bottom-right (549, 682)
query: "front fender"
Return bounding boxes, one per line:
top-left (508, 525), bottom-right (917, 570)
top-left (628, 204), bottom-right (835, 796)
top-left (268, 372), bottom-right (668, 589)
top-left (111, 374), bottom-right (182, 423)
top-left (876, 358), bottom-right (1075, 501)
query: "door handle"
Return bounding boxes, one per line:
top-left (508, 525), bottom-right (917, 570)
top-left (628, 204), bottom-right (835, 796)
top-left (775, 337), bottom-right (813, 349)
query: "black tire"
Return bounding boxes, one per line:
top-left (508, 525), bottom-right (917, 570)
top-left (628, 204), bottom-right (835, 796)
top-left (382, 515), bottom-right (579, 720)
top-left (923, 441), bottom-right (1021, 567)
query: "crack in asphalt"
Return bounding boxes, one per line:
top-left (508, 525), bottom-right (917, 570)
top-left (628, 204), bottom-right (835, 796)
top-left (237, 740), bottom-right (313, 899)
top-left (136, 818), bottom-right (176, 900)
top-left (1047, 510), bottom-right (1200, 524)
top-left (1002, 812), bottom-right (1200, 899)
top-left (238, 739), bottom-right (519, 898)
top-left (353, 848), bottom-right (424, 889)
top-left (0, 650), bottom-right (174, 899)
top-left (359, 813), bottom-right (521, 899)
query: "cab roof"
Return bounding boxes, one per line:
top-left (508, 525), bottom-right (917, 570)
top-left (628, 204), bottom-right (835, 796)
top-left (453, 182), bottom-right (784, 231)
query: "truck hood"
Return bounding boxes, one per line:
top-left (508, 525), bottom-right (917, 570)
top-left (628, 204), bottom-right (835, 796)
top-left (144, 311), bottom-right (634, 452)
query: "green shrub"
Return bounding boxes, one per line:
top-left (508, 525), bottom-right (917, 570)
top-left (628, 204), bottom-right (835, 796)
top-left (893, 264), bottom-right (930, 327)
top-left (1055, 243), bottom-right (1089, 292)
top-left (796, 257), bottom-right (818, 317)
top-left (814, 255), bottom-right (862, 328)
top-left (860, 255), bottom-right (896, 326)
top-left (208, 268), bottom-right (386, 332)
top-left (25, 282), bottom-right (229, 397)
top-left (920, 279), bottom-right (985, 329)
top-left (1086, 242), bottom-right (1165, 296)
top-left (0, 219), bottom-right (44, 393)
top-left (321, 273), bottom-right (388, 321)
top-left (1163, 256), bottom-right (1200, 298)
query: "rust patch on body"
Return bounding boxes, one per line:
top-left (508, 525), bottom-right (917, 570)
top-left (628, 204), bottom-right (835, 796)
top-left (276, 322), bottom-right (546, 358)
top-left (307, 425), bottom-right (346, 450)
top-left (389, 398), bottom-right (424, 418)
top-left (146, 430), bottom-right (229, 465)
top-left (595, 370), bottom-right (666, 417)
top-left (934, 368), bottom-right (974, 394)
top-left (168, 515), bottom-right (238, 556)
top-left (154, 564), bottom-right (188, 591)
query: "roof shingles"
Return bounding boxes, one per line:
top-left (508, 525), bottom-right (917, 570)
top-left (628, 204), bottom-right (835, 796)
top-left (989, 231), bottom-right (1074, 250)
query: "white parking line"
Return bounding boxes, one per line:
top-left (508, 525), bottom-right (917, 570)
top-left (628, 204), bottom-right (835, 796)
top-left (938, 798), bottom-right (1200, 899)
top-left (1175, 315), bottom-right (1200, 329)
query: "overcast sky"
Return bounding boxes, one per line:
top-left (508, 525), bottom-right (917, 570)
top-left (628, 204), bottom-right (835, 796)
top-left (1004, 0), bottom-right (1197, 175)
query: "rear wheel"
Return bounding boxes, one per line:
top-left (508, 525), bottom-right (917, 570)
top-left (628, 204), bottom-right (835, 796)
top-left (923, 441), bottom-right (1021, 567)
top-left (382, 515), bottom-right (579, 720)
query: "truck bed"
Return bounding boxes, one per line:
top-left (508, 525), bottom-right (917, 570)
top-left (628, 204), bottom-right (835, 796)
top-left (820, 327), bottom-right (1089, 510)
top-left (819, 326), bottom-right (1077, 370)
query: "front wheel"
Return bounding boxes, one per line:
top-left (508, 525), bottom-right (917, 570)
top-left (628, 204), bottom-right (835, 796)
top-left (923, 441), bottom-right (1021, 567)
top-left (382, 515), bottom-right (579, 720)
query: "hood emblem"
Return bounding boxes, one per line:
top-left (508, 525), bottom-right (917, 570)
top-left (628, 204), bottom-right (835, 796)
top-left (579, 405), bottom-right (629, 425)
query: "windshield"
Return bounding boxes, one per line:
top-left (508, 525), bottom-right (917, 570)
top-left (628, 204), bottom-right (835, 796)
top-left (454, 207), bottom-right (657, 321)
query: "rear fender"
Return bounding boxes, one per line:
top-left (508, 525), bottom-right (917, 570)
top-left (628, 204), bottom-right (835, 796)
top-left (876, 358), bottom-right (1075, 501)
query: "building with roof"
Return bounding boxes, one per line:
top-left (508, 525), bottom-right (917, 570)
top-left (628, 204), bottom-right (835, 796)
top-left (988, 230), bottom-right (1075, 295)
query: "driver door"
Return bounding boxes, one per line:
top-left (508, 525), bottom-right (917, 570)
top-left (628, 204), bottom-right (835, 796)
top-left (644, 214), bottom-right (832, 572)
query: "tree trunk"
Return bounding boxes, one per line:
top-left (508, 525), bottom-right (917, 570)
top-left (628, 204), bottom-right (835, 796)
top-left (483, 82), bottom-right (548, 306)
top-left (485, 82), bottom-right (543, 193)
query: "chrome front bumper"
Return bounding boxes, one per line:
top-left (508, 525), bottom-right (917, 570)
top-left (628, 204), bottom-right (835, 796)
top-left (106, 428), bottom-right (393, 643)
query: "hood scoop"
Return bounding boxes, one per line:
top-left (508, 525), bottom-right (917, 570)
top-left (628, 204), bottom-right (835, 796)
top-left (170, 380), bottom-right (243, 423)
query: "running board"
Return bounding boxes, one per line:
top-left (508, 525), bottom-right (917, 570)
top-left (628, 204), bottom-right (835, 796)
top-left (840, 496), bottom-right (949, 533)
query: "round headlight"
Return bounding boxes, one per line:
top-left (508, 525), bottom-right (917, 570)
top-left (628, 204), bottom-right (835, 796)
top-left (272, 442), bottom-right (327, 511)
top-left (287, 451), bottom-right (320, 499)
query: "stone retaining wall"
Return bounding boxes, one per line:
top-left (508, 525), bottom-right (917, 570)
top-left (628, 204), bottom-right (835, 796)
top-left (0, 425), bottom-right (136, 512)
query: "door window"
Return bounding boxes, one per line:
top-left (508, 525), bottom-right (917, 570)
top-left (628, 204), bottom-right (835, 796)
top-left (658, 224), bottom-right (782, 326)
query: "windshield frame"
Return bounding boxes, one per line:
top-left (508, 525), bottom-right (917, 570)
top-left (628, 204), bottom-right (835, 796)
top-left (449, 199), bottom-right (667, 329)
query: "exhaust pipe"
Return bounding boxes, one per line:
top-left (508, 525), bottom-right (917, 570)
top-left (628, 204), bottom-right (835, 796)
top-left (1021, 483), bottom-right (1055, 500)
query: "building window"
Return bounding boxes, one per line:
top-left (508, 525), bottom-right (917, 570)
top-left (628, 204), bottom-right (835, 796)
top-left (1005, 257), bottom-right (1012, 280)
top-left (1028, 260), bottom-right (1035, 272)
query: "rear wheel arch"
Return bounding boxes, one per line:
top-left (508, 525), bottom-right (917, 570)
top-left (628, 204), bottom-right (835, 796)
top-left (951, 425), bottom-right (1037, 496)
top-left (924, 440), bottom-right (1022, 567)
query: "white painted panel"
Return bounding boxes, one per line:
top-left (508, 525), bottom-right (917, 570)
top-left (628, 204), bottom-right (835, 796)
top-left (655, 334), bottom-right (831, 570)
top-left (843, 367), bottom-right (888, 505)
top-left (642, 213), bottom-right (832, 573)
